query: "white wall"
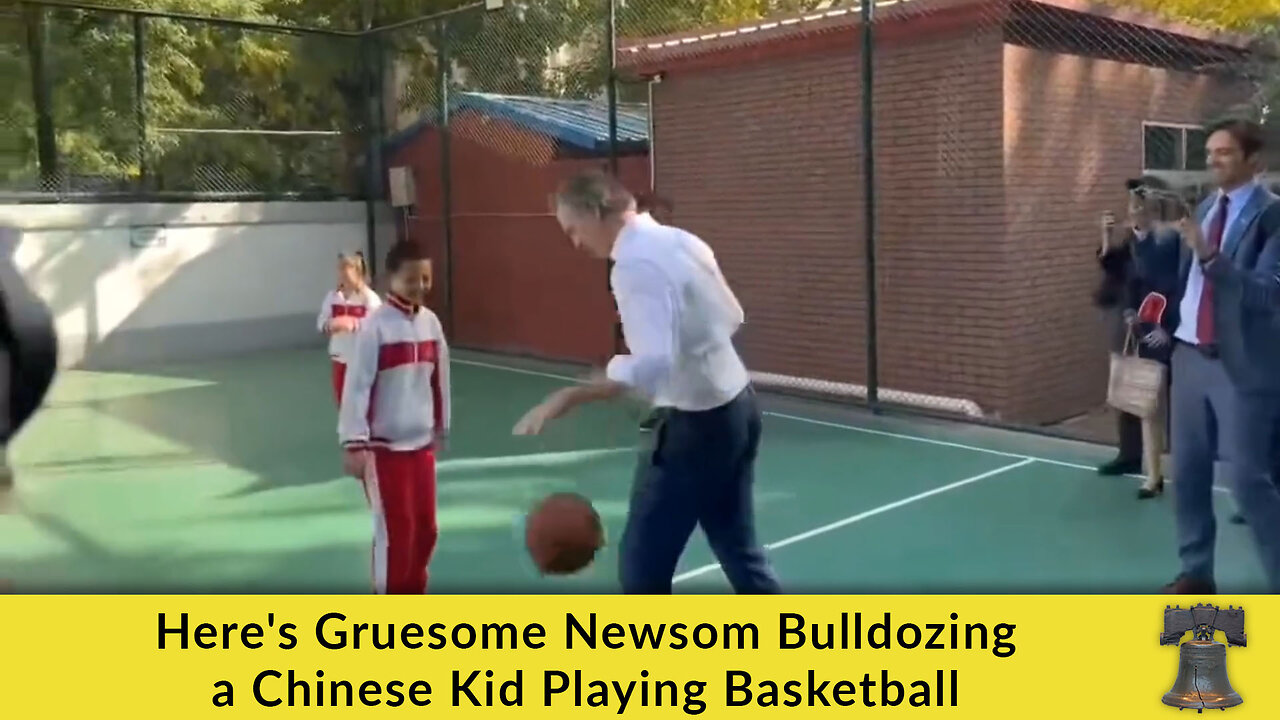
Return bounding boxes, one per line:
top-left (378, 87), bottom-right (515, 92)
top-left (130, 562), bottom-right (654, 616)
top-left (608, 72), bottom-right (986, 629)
top-left (0, 201), bottom-right (396, 368)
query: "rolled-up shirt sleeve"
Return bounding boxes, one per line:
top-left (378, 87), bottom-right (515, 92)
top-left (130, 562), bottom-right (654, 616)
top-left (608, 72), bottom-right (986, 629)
top-left (605, 260), bottom-right (678, 399)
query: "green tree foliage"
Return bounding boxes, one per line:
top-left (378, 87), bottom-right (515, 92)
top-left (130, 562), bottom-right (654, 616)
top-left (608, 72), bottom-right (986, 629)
top-left (1108, 1), bottom-right (1280, 123)
top-left (1112, 0), bottom-right (1280, 31)
top-left (22, 0), bottom-right (1276, 196)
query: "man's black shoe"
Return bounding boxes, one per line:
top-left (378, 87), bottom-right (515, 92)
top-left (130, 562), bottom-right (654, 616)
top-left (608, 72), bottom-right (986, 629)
top-left (1097, 456), bottom-right (1142, 476)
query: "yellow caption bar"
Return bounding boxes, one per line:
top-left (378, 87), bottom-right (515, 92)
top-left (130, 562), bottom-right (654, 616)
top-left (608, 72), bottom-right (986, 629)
top-left (0, 595), bottom-right (1274, 717)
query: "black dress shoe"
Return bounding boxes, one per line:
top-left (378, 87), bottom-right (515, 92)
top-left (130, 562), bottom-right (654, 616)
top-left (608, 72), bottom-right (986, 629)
top-left (1163, 575), bottom-right (1216, 594)
top-left (1098, 457), bottom-right (1142, 476)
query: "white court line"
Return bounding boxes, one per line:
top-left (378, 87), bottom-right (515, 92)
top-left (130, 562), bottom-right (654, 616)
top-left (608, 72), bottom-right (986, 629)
top-left (438, 447), bottom-right (633, 472)
top-left (455, 357), bottom-right (1222, 492)
top-left (459, 356), bottom-right (1238, 585)
top-left (455, 358), bottom-right (1102, 467)
top-left (671, 458), bottom-right (1036, 583)
top-left (456, 357), bottom-right (581, 383)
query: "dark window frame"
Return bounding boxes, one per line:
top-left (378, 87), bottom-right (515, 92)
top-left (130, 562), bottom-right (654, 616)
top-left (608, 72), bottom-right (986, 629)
top-left (1143, 122), bottom-right (1207, 172)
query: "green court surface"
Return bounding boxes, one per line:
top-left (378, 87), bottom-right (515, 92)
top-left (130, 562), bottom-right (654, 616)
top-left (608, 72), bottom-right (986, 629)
top-left (0, 349), bottom-right (1266, 594)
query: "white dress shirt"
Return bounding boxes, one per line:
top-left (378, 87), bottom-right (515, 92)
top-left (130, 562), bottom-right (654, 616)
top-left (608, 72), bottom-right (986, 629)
top-left (605, 213), bottom-right (750, 412)
top-left (1175, 181), bottom-right (1257, 345)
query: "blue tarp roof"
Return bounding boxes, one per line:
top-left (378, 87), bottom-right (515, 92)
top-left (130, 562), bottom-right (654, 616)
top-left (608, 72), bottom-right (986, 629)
top-left (385, 91), bottom-right (650, 157)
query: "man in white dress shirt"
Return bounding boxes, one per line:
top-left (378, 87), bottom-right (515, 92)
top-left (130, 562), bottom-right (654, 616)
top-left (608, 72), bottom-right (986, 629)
top-left (514, 171), bottom-right (781, 594)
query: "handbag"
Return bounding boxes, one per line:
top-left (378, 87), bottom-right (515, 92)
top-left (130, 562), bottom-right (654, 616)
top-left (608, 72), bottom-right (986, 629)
top-left (1107, 327), bottom-right (1166, 419)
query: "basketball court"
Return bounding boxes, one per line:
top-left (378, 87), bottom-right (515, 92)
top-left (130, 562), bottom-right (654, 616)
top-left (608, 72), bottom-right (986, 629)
top-left (0, 348), bottom-right (1266, 594)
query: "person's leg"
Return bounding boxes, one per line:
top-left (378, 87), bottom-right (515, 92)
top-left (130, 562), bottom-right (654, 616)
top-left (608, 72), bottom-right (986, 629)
top-left (696, 390), bottom-right (781, 594)
top-left (0, 447), bottom-right (11, 514)
top-left (409, 447), bottom-right (439, 593)
top-left (0, 346), bottom-right (12, 513)
top-left (1140, 416), bottom-right (1164, 498)
top-left (332, 361), bottom-right (346, 406)
top-left (617, 421), bottom-right (699, 594)
top-left (1139, 382), bottom-right (1168, 498)
top-left (1272, 419), bottom-right (1280, 489)
top-left (1167, 345), bottom-right (1218, 592)
top-left (366, 449), bottom-right (417, 594)
top-left (1100, 411), bottom-right (1144, 475)
top-left (1232, 418), bottom-right (1280, 524)
top-left (1222, 392), bottom-right (1280, 593)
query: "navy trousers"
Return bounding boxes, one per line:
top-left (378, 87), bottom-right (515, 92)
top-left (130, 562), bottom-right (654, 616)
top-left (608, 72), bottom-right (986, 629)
top-left (618, 386), bottom-right (781, 594)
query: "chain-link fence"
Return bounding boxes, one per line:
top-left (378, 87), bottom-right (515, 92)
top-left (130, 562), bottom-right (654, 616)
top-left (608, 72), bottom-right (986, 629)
top-left (1, 5), bottom-right (37, 193)
top-left (377, 1), bottom-right (626, 354)
top-left (3, 1), bottom-right (366, 200)
top-left (613, 0), bottom-right (1280, 451)
top-left (6, 0), bottom-right (1279, 450)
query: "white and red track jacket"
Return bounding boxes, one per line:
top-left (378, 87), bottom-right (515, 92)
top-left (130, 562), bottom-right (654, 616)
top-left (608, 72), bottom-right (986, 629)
top-left (317, 285), bottom-right (382, 364)
top-left (339, 293), bottom-right (451, 452)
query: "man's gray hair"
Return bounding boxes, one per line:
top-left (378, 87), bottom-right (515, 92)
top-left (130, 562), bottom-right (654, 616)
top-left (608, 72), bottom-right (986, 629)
top-left (554, 170), bottom-right (635, 219)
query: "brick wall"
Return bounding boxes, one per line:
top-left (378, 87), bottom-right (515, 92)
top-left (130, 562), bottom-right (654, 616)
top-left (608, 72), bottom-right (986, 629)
top-left (1002, 44), bottom-right (1248, 422)
top-left (654, 46), bottom-right (867, 387)
top-left (871, 25), bottom-right (1010, 414)
top-left (391, 112), bottom-right (650, 364)
top-left (653, 23), bottom-right (1010, 414)
top-left (647, 18), bottom-right (1250, 426)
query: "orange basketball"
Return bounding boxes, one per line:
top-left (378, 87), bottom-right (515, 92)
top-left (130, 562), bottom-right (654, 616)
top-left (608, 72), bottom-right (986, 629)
top-left (525, 492), bottom-right (604, 575)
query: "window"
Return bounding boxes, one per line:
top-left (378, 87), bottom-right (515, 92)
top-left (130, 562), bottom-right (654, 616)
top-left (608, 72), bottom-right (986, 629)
top-left (1185, 128), bottom-right (1208, 171)
top-left (1143, 123), bottom-right (1207, 172)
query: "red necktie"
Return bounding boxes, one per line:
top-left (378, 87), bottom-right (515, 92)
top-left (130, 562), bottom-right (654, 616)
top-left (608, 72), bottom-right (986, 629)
top-left (1196, 195), bottom-right (1229, 346)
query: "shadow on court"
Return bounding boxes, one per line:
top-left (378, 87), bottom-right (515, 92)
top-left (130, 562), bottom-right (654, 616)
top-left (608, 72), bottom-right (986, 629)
top-left (3, 350), bottom-right (1269, 595)
top-left (29, 349), bottom-right (639, 499)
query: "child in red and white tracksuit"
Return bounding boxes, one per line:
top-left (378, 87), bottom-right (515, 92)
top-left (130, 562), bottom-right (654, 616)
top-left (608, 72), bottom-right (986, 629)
top-left (318, 252), bottom-right (381, 405)
top-left (339, 241), bottom-right (450, 595)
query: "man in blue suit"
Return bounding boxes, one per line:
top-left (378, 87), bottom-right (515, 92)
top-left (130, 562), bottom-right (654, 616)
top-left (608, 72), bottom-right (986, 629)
top-left (1139, 118), bottom-right (1280, 594)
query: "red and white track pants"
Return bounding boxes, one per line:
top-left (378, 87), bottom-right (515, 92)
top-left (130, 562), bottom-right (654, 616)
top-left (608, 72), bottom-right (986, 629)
top-left (358, 446), bottom-right (439, 594)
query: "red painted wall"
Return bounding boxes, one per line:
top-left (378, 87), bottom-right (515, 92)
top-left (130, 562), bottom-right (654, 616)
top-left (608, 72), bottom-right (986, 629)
top-left (390, 110), bottom-right (650, 365)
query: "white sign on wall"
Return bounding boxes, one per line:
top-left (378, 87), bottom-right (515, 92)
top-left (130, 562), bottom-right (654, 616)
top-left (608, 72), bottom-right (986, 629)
top-left (388, 166), bottom-right (416, 208)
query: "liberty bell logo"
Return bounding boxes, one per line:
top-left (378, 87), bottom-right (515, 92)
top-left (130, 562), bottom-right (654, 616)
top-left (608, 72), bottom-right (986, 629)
top-left (1160, 604), bottom-right (1245, 712)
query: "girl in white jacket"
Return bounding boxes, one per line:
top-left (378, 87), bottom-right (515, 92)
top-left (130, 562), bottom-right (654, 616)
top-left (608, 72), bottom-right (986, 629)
top-left (317, 252), bottom-right (381, 405)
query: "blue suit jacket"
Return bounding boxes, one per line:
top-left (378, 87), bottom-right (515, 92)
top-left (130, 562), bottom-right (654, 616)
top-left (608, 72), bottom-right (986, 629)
top-left (1139, 185), bottom-right (1280, 392)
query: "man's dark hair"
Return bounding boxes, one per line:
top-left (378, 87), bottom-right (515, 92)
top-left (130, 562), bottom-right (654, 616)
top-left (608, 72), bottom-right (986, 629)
top-left (1205, 117), bottom-right (1265, 158)
top-left (385, 239), bottom-right (431, 274)
top-left (1125, 175), bottom-right (1183, 221)
top-left (1126, 175), bottom-right (1169, 194)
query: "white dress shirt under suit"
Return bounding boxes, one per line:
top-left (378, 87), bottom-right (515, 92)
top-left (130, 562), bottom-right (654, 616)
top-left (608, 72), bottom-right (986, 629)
top-left (1175, 181), bottom-right (1258, 345)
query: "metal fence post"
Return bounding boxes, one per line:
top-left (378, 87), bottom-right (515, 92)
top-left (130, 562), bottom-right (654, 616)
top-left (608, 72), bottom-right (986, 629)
top-left (132, 14), bottom-right (147, 190)
top-left (361, 0), bottom-right (381, 279)
top-left (861, 0), bottom-right (879, 413)
top-left (606, 0), bottom-right (618, 175)
top-left (436, 19), bottom-right (455, 334)
top-left (25, 5), bottom-right (57, 190)
top-left (604, 0), bottom-right (623, 355)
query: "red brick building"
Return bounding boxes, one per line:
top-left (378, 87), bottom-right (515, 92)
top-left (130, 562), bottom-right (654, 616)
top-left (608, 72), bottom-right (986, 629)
top-left (619, 0), bottom-right (1252, 426)
top-left (387, 92), bottom-right (650, 364)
